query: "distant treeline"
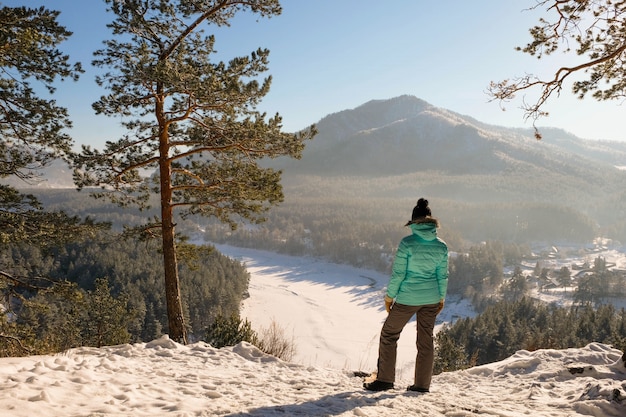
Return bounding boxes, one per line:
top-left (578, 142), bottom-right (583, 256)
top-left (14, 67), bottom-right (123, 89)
top-left (24, 187), bottom-right (616, 299)
top-left (198, 194), bottom-right (598, 274)
top-left (28, 175), bottom-right (624, 260)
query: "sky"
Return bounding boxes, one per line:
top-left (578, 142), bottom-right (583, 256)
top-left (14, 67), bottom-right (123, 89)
top-left (6, 0), bottom-right (626, 150)
top-left (0, 243), bottom-right (625, 416)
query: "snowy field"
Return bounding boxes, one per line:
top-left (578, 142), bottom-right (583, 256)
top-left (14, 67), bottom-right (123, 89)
top-left (221, 244), bottom-right (475, 374)
top-left (0, 244), bottom-right (625, 416)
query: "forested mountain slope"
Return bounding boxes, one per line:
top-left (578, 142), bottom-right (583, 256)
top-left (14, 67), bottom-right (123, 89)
top-left (274, 95), bottom-right (626, 180)
top-left (9, 95), bottom-right (626, 243)
top-left (265, 95), bottom-right (626, 243)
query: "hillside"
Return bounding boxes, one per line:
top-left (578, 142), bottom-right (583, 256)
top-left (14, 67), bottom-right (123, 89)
top-left (7, 95), bottom-right (626, 243)
top-left (275, 95), bottom-right (626, 178)
top-left (267, 95), bottom-right (626, 243)
top-left (8, 95), bottom-right (626, 188)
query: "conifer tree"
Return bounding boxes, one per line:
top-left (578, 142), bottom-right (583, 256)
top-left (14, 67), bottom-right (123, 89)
top-left (488, 1), bottom-right (626, 138)
top-left (0, 5), bottom-right (90, 247)
top-left (0, 5), bottom-right (81, 180)
top-left (73, 0), bottom-right (315, 343)
top-left (0, 5), bottom-right (104, 339)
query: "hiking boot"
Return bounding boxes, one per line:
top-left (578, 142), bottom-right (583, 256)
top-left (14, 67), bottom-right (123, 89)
top-left (363, 380), bottom-right (394, 391)
top-left (407, 385), bottom-right (429, 393)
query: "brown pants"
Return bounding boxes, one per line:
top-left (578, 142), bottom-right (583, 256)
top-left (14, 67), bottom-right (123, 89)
top-left (376, 302), bottom-right (439, 388)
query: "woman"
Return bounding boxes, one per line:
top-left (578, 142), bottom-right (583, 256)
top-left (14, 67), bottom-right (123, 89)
top-left (364, 198), bottom-right (448, 392)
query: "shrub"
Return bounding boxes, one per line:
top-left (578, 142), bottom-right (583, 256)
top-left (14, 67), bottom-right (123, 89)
top-left (434, 331), bottom-right (472, 374)
top-left (204, 315), bottom-right (297, 362)
top-left (204, 314), bottom-right (258, 348)
top-left (255, 320), bottom-right (296, 362)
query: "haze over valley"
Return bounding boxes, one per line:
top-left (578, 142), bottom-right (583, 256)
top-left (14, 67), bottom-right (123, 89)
top-left (12, 95), bottom-right (626, 248)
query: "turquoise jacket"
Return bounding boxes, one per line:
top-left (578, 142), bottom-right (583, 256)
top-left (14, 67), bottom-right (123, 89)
top-left (386, 218), bottom-right (449, 306)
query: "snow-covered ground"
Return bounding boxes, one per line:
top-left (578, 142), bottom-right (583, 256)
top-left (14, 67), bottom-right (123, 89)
top-left (0, 336), bottom-right (623, 417)
top-left (0, 244), bottom-right (624, 416)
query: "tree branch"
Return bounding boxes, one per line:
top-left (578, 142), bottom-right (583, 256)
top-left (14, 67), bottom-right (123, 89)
top-left (0, 334), bottom-right (31, 354)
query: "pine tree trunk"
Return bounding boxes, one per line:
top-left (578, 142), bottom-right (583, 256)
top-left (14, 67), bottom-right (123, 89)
top-left (158, 112), bottom-right (187, 344)
top-left (161, 190), bottom-right (187, 344)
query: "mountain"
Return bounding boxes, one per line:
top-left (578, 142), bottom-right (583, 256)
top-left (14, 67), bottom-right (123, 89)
top-left (275, 95), bottom-right (626, 177)
top-left (262, 95), bottom-right (626, 243)
top-left (8, 95), bottom-right (626, 187)
top-left (0, 158), bottom-right (74, 189)
top-left (8, 95), bottom-right (626, 242)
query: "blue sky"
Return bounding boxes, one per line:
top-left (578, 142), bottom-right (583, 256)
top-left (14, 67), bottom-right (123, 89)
top-left (6, 0), bottom-right (626, 147)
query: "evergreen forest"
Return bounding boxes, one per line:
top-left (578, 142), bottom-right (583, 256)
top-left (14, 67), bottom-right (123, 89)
top-left (0, 231), bottom-right (249, 356)
top-left (434, 299), bottom-right (626, 373)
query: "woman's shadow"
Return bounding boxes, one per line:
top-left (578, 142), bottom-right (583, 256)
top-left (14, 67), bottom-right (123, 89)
top-left (222, 388), bottom-right (416, 416)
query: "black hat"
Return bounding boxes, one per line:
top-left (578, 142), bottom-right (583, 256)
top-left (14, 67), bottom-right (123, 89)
top-left (406, 198), bottom-right (432, 226)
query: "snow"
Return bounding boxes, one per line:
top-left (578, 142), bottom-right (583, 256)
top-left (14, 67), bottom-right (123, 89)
top-left (1, 245), bottom-right (625, 416)
top-left (226, 244), bottom-right (474, 373)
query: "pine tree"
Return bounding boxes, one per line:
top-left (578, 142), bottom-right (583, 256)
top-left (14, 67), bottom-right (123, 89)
top-left (488, 1), bottom-right (626, 137)
top-left (0, 4), bottom-right (91, 247)
top-left (83, 278), bottom-right (133, 348)
top-left (0, 5), bottom-right (81, 180)
top-left (0, 5), bottom-right (107, 351)
top-left (73, 0), bottom-right (316, 343)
